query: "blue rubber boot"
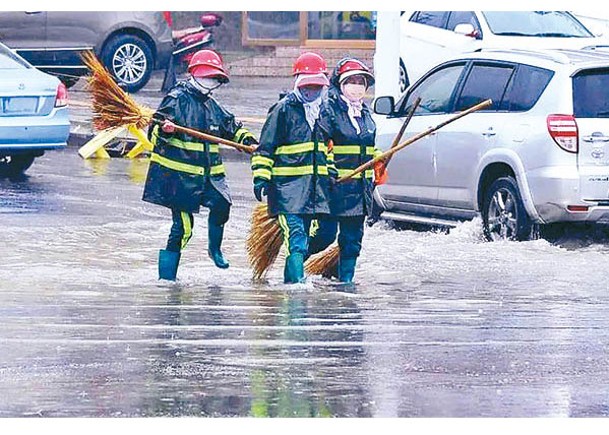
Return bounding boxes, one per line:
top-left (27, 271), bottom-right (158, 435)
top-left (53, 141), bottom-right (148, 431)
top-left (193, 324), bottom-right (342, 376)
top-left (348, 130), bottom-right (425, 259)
top-left (338, 257), bottom-right (357, 283)
top-left (159, 249), bottom-right (180, 281)
top-left (208, 223), bottom-right (229, 269)
top-left (284, 253), bottom-right (305, 284)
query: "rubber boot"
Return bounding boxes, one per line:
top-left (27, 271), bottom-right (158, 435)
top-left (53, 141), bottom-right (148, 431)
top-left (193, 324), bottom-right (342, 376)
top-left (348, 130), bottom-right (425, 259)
top-left (159, 249), bottom-right (180, 281)
top-left (284, 253), bottom-right (305, 284)
top-left (208, 223), bottom-right (229, 269)
top-left (338, 257), bottom-right (357, 283)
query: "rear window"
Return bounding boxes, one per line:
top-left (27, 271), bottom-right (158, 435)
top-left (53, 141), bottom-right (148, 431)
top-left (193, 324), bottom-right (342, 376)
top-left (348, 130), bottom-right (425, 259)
top-left (573, 69), bottom-right (609, 118)
top-left (0, 44), bottom-right (30, 69)
top-left (504, 65), bottom-right (553, 111)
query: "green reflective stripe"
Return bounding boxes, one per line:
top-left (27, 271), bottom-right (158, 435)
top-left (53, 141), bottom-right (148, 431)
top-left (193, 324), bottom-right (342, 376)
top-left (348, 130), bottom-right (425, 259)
top-left (272, 165), bottom-right (329, 176)
top-left (252, 155), bottom-right (274, 168)
top-left (253, 168), bottom-right (271, 180)
top-left (234, 127), bottom-right (253, 143)
top-left (166, 138), bottom-right (220, 153)
top-left (180, 212), bottom-right (193, 249)
top-left (332, 145), bottom-right (376, 155)
top-left (277, 214), bottom-right (291, 256)
top-left (373, 148), bottom-right (384, 159)
top-left (275, 142), bottom-right (327, 155)
top-left (151, 153), bottom-right (204, 175)
top-left (365, 169), bottom-right (374, 178)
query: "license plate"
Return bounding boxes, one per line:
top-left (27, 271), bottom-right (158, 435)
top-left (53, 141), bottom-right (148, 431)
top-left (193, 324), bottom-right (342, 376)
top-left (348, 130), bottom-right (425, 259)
top-left (3, 97), bottom-right (38, 114)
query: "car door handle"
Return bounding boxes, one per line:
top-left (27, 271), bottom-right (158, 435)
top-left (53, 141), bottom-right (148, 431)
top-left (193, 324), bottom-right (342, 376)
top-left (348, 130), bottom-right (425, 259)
top-left (583, 132), bottom-right (609, 143)
top-left (482, 128), bottom-right (496, 137)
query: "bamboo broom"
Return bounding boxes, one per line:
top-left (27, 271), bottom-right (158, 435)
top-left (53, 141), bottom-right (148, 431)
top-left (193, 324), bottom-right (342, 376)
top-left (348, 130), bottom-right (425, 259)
top-left (338, 99), bottom-right (493, 183)
top-left (81, 51), bottom-right (255, 153)
top-left (304, 98), bottom-right (422, 278)
top-left (246, 203), bottom-right (283, 281)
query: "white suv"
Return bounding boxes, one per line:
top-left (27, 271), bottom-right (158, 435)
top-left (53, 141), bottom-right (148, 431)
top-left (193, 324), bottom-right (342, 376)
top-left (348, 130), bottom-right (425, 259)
top-left (373, 48), bottom-right (609, 241)
top-left (399, 11), bottom-right (608, 91)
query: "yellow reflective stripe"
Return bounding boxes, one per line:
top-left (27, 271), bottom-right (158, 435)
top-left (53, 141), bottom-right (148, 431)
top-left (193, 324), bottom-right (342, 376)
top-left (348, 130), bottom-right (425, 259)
top-left (166, 138), bottom-right (220, 153)
top-left (252, 155), bottom-right (274, 168)
top-left (151, 153), bottom-right (224, 176)
top-left (234, 127), bottom-right (254, 143)
top-left (336, 169), bottom-right (374, 179)
top-left (180, 212), bottom-right (193, 249)
top-left (272, 165), bottom-right (329, 176)
top-left (277, 214), bottom-right (291, 256)
top-left (210, 164), bottom-right (226, 176)
top-left (373, 148), bottom-right (384, 159)
top-left (150, 125), bottom-right (160, 146)
top-left (253, 168), bottom-right (271, 180)
top-left (275, 142), bottom-right (327, 155)
top-left (332, 145), bottom-right (376, 155)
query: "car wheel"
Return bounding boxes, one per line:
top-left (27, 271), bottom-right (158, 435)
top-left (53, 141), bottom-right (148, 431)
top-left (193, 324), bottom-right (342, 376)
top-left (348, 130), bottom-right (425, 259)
top-left (0, 154), bottom-right (36, 176)
top-left (482, 176), bottom-right (534, 241)
top-left (101, 34), bottom-right (153, 93)
top-left (399, 59), bottom-right (410, 92)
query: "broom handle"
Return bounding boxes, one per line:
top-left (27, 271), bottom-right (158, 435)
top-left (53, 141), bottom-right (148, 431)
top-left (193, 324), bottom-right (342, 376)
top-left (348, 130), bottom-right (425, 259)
top-left (384, 96), bottom-right (421, 164)
top-left (151, 118), bottom-right (256, 154)
top-left (338, 99), bottom-right (492, 183)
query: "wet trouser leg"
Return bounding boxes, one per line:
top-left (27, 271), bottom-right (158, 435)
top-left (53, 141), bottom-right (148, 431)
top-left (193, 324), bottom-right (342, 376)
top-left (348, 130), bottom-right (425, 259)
top-left (202, 181), bottom-right (231, 269)
top-left (337, 215), bottom-right (365, 283)
top-left (307, 216), bottom-right (338, 258)
top-left (160, 209), bottom-right (193, 280)
top-left (277, 214), bottom-right (312, 283)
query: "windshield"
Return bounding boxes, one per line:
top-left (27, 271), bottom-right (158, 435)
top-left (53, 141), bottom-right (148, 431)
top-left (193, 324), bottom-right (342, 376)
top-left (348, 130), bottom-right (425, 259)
top-left (0, 43), bottom-right (31, 69)
top-left (482, 11), bottom-right (593, 38)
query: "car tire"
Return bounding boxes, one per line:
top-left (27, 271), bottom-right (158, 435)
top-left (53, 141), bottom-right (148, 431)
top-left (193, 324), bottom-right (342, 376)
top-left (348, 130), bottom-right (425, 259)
top-left (399, 59), bottom-right (410, 92)
top-left (0, 154), bottom-right (36, 176)
top-left (101, 34), bottom-right (153, 93)
top-left (482, 176), bottom-right (535, 241)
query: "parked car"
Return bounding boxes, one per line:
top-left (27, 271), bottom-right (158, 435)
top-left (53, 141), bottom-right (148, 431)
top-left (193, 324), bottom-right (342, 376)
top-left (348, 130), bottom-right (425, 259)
top-left (0, 41), bottom-right (69, 176)
top-left (0, 11), bottom-right (173, 93)
top-left (373, 47), bottom-right (609, 241)
top-left (399, 11), bottom-right (609, 91)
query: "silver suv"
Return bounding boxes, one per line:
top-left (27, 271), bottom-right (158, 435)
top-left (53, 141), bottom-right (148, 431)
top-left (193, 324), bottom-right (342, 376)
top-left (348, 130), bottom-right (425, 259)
top-left (373, 48), bottom-right (609, 241)
top-left (0, 11), bottom-right (173, 93)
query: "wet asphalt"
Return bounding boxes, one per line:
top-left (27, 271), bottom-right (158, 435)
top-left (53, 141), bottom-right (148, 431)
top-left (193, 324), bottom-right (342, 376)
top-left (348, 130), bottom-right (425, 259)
top-left (3, 71), bottom-right (609, 418)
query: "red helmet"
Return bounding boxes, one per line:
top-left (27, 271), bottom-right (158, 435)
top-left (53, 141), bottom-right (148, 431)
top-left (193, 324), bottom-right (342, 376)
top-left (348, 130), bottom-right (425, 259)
top-left (335, 58), bottom-right (374, 86)
top-left (292, 52), bottom-right (328, 76)
top-left (188, 49), bottom-right (229, 82)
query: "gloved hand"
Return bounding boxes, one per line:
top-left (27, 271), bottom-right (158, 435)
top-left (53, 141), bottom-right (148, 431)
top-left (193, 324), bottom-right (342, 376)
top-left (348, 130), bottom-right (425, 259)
top-left (373, 160), bottom-right (388, 186)
top-left (327, 165), bottom-right (339, 179)
top-left (240, 136), bottom-right (259, 153)
top-left (253, 178), bottom-right (269, 202)
top-left (161, 119), bottom-right (176, 134)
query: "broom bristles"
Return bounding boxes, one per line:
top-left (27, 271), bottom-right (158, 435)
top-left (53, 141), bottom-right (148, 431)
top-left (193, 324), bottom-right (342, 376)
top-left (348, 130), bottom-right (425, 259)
top-left (305, 244), bottom-right (339, 278)
top-left (246, 204), bottom-right (283, 280)
top-left (81, 51), bottom-right (154, 131)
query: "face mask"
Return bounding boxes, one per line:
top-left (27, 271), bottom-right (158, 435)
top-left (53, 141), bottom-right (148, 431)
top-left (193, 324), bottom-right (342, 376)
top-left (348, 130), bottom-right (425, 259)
top-left (299, 86), bottom-right (323, 103)
top-left (342, 83), bottom-right (366, 102)
top-left (191, 77), bottom-right (222, 94)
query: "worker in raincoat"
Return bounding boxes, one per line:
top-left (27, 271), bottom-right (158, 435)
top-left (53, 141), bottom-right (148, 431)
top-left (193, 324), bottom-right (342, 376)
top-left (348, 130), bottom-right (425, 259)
top-left (309, 57), bottom-right (387, 283)
top-left (251, 52), bottom-right (336, 284)
top-left (143, 49), bottom-right (257, 281)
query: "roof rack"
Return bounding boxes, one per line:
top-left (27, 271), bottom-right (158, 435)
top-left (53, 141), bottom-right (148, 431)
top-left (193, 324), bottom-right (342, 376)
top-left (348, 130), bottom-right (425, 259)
top-left (476, 48), bottom-right (572, 64)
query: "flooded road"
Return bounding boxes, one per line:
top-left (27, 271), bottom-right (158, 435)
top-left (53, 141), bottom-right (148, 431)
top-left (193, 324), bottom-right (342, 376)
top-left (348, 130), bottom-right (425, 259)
top-left (2, 148), bottom-right (609, 418)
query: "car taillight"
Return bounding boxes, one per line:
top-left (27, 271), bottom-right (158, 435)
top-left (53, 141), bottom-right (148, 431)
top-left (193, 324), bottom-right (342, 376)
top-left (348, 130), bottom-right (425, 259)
top-left (547, 114), bottom-right (578, 153)
top-left (163, 11), bottom-right (173, 28)
top-left (55, 83), bottom-right (68, 108)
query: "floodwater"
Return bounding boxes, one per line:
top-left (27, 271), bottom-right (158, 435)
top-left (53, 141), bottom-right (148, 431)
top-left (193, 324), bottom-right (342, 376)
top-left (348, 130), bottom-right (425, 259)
top-left (2, 148), bottom-right (609, 418)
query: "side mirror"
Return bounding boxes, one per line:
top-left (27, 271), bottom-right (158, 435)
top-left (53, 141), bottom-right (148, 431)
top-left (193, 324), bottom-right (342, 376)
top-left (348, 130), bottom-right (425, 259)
top-left (454, 23), bottom-right (478, 38)
top-left (374, 96), bottom-right (395, 115)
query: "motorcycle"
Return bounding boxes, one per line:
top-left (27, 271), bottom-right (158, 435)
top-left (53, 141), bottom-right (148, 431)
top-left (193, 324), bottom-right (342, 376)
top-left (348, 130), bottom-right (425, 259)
top-left (162, 12), bottom-right (223, 91)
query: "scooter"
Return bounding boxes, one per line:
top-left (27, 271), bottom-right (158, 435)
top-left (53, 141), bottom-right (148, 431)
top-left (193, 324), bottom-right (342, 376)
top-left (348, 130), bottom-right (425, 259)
top-left (162, 13), bottom-right (223, 91)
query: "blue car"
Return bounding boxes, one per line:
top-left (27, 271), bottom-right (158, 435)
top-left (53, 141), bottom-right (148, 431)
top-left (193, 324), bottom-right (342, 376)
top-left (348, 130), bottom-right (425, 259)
top-left (0, 41), bottom-right (70, 175)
